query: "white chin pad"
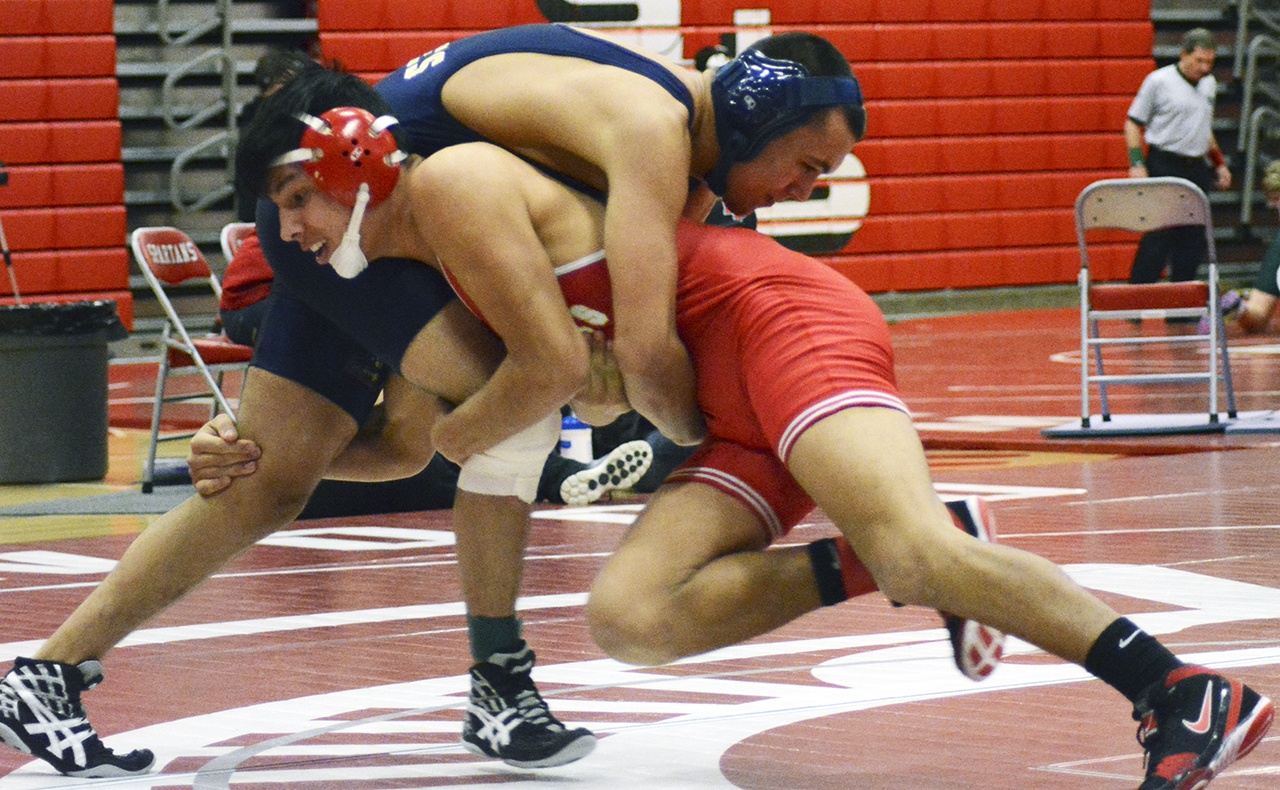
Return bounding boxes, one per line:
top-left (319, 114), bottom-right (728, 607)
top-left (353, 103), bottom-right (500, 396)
top-left (456, 411), bottom-right (562, 504)
top-left (330, 237), bottom-right (368, 279)
top-left (330, 183), bottom-right (370, 279)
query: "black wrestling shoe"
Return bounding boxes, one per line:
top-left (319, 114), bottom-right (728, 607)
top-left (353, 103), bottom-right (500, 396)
top-left (0, 657), bottom-right (155, 777)
top-left (461, 641), bottom-right (596, 768)
top-left (1134, 665), bottom-right (1274, 789)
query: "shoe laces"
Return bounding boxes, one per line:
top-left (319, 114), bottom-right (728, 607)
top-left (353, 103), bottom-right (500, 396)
top-left (1135, 710), bottom-right (1161, 768)
top-left (471, 658), bottom-right (565, 731)
top-left (512, 686), bottom-right (562, 730)
top-left (4, 663), bottom-right (85, 721)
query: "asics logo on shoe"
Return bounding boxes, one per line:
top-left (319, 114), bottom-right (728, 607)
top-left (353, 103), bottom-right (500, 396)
top-left (1118, 629), bottom-right (1142, 649)
top-left (1181, 685), bottom-right (1216, 735)
top-left (466, 703), bottom-right (522, 750)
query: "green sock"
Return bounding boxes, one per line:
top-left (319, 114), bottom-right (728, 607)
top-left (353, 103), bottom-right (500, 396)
top-left (467, 615), bottom-right (523, 663)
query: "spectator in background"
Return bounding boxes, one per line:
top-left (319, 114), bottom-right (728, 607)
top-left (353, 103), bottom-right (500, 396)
top-left (1124, 27), bottom-right (1232, 286)
top-left (220, 50), bottom-right (321, 346)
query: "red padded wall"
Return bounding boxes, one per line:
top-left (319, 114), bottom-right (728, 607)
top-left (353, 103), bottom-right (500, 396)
top-left (314, 1), bottom-right (1151, 294)
top-left (0, 1), bottom-right (130, 325)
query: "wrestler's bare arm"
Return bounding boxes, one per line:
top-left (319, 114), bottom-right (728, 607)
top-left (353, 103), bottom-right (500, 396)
top-left (187, 376), bottom-right (444, 495)
top-left (444, 59), bottom-right (705, 445)
top-left (410, 150), bottom-right (591, 464)
top-left (189, 297), bottom-right (509, 495)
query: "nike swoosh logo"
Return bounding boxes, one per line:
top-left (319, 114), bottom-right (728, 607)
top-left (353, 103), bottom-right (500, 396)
top-left (1183, 684), bottom-right (1215, 734)
top-left (1118, 629), bottom-right (1142, 649)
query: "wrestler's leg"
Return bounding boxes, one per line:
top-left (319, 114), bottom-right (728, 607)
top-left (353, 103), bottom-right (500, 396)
top-left (588, 480), bottom-right (819, 666)
top-left (453, 492), bottom-right (531, 622)
top-left (36, 368), bottom-right (358, 665)
top-left (786, 406), bottom-right (1115, 664)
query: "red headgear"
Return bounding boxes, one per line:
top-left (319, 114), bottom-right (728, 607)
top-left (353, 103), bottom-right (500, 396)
top-left (275, 107), bottom-right (404, 207)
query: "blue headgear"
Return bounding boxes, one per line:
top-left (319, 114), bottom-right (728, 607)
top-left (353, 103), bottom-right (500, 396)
top-left (705, 48), bottom-right (863, 196)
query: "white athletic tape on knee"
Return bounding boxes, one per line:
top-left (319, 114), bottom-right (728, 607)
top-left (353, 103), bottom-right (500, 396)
top-left (456, 411), bottom-right (561, 504)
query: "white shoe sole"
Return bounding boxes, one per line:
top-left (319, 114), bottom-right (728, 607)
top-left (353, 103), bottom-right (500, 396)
top-left (943, 496), bottom-right (1006, 682)
top-left (559, 440), bottom-right (653, 506)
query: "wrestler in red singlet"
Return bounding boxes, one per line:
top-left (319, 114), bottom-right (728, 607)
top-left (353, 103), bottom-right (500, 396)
top-left (446, 220), bottom-right (910, 541)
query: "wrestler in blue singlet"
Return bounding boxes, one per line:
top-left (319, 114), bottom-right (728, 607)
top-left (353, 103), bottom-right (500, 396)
top-left (254, 24), bottom-right (700, 419)
top-left (376, 24), bottom-right (696, 157)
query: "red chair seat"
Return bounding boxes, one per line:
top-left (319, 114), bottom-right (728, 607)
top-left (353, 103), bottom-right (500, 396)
top-left (1088, 281), bottom-right (1209, 311)
top-left (169, 335), bottom-right (255, 367)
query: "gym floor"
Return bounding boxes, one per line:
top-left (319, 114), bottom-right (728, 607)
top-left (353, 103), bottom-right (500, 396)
top-left (0, 305), bottom-right (1278, 788)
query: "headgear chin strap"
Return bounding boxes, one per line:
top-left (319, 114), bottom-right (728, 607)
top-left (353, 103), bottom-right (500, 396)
top-left (272, 107), bottom-right (406, 278)
top-left (329, 183), bottom-right (371, 279)
top-left (706, 49), bottom-right (862, 196)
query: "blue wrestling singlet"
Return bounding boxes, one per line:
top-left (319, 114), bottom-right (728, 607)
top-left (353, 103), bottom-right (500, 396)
top-left (252, 25), bottom-right (699, 419)
top-left (250, 200), bottom-right (457, 422)
top-left (375, 23), bottom-right (696, 157)
top-left (254, 200), bottom-right (454, 373)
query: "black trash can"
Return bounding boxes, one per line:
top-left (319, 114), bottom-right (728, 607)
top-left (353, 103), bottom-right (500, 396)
top-left (0, 301), bottom-right (127, 483)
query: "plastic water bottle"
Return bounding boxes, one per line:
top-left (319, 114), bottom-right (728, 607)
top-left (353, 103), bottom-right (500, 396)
top-left (559, 414), bottom-right (593, 463)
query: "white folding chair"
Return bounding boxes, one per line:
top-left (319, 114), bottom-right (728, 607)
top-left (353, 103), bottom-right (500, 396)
top-left (131, 226), bottom-right (255, 492)
top-left (220, 221), bottom-right (255, 261)
top-left (1044, 177), bottom-right (1236, 437)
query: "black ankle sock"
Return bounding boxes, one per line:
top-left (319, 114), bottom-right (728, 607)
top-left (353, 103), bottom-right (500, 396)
top-left (1084, 617), bottom-right (1183, 703)
top-left (467, 615), bottom-right (523, 663)
top-left (807, 538), bottom-right (848, 607)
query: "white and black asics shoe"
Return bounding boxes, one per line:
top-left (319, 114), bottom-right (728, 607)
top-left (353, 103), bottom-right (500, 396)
top-left (559, 440), bottom-right (653, 507)
top-left (461, 641), bottom-right (596, 768)
top-left (0, 657), bottom-right (155, 777)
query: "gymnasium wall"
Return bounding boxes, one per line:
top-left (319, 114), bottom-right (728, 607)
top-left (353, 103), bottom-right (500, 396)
top-left (316, 0), bottom-right (1151, 294)
top-left (0, 0), bottom-right (132, 326)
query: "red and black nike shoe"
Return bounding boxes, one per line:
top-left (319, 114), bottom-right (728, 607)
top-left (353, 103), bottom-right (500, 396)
top-left (1134, 664), bottom-right (1274, 789)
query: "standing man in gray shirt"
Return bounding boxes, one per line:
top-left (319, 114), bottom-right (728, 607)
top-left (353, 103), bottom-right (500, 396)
top-left (1124, 27), bottom-right (1232, 284)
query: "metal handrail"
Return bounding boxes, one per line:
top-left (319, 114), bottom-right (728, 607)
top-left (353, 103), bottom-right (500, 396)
top-left (1241, 105), bottom-right (1280, 225)
top-left (160, 49), bottom-right (234, 130)
top-left (1234, 0), bottom-right (1280, 76)
top-left (170, 131), bottom-right (236, 213)
top-left (1238, 35), bottom-right (1280, 152)
top-left (1237, 0), bottom-right (1251, 79)
top-left (156, 0), bottom-right (223, 46)
top-left (157, 0), bottom-right (238, 216)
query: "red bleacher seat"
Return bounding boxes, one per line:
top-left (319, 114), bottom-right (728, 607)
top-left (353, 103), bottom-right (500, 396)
top-left (856, 208), bottom-right (1077, 255)
top-left (6, 249), bottom-right (130, 296)
top-left (0, 1), bottom-right (127, 323)
top-left (853, 59), bottom-right (1151, 99)
top-left (1, 207), bottom-right (127, 252)
top-left (0, 36), bottom-right (116, 79)
top-left (0, 78), bottom-right (119, 123)
top-left (0, 164), bottom-right (124, 209)
top-left (318, 0), bottom-right (542, 31)
top-left (678, 0), bottom-right (1150, 24)
top-left (826, 243), bottom-right (1135, 293)
top-left (0, 122), bottom-right (121, 165)
top-left (857, 134), bottom-right (1121, 176)
top-left (321, 32), bottom-right (460, 74)
top-left (868, 171), bottom-right (1115, 215)
top-left (867, 95), bottom-right (1131, 138)
top-left (0, 0), bottom-right (113, 35)
top-left (684, 22), bottom-right (1153, 62)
